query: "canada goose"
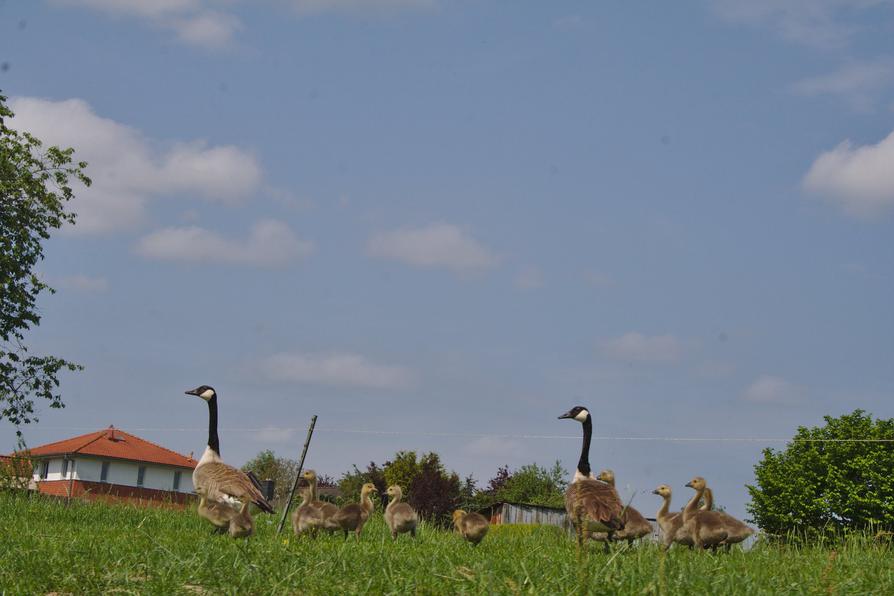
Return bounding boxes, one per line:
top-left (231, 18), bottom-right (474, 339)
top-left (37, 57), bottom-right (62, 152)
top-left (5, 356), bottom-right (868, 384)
top-left (291, 470), bottom-right (339, 536)
top-left (558, 406), bottom-right (625, 548)
top-left (384, 485), bottom-right (418, 539)
top-left (186, 385), bottom-right (274, 536)
top-left (651, 484), bottom-right (695, 550)
top-left (332, 483), bottom-right (377, 539)
top-left (682, 477), bottom-right (728, 550)
top-left (227, 502), bottom-right (255, 538)
top-left (452, 510), bottom-right (489, 546)
top-left (701, 486), bottom-right (754, 549)
top-left (594, 469), bottom-right (652, 546)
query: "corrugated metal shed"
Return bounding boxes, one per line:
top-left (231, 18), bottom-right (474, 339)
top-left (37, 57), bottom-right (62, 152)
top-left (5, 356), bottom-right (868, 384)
top-left (479, 502), bottom-right (569, 528)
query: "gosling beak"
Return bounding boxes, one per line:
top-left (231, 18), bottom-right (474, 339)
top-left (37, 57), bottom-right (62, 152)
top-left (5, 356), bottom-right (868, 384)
top-left (684, 481), bottom-right (693, 488)
top-left (558, 409), bottom-right (575, 419)
top-left (651, 489), bottom-right (659, 495)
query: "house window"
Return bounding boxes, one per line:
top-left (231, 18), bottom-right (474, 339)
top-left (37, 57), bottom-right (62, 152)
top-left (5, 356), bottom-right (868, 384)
top-left (173, 471), bottom-right (181, 491)
top-left (39, 461), bottom-right (49, 480)
top-left (61, 459), bottom-right (69, 478)
top-left (100, 461), bottom-right (110, 483)
top-left (137, 466), bottom-right (146, 487)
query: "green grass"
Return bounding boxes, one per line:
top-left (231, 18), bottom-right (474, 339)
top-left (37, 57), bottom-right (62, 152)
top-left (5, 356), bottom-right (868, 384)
top-left (1, 492), bottom-right (892, 595)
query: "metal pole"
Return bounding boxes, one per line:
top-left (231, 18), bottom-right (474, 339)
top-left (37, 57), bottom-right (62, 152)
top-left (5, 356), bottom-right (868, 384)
top-left (277, 415), bottom-right (317, 535)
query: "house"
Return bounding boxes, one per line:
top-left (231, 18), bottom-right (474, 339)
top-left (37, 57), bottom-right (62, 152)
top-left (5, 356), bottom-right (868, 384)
top-left (22, 425), bottom-right (198, 508)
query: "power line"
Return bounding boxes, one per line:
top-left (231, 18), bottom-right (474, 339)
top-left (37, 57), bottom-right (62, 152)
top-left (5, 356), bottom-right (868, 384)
top-left (24, 426), bottom-right (894, 442)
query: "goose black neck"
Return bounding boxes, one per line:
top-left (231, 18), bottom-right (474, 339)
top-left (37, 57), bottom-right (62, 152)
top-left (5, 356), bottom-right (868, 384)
top-left (577, 416), bottom-right (592, 477)
top-left (207, 396), bottom-right (220, 455)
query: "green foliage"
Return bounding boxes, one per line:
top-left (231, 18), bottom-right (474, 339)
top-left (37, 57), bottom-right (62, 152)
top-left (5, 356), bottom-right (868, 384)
top-left (241, 450), bottom-right (299, 507)
top-left (1, 491), bottom-right (893, 594)
top-left (748, 410), bottom-right (894, 536)
top-left (383, 450), bottom-right (421, 492)
top-left (408, 452), bottom-right (461, 527)
top-left (337, 462), bottom-right (386, 506)
top-left (0, 94), bottom-right (89, 436)
top-left (478, 461), bottom-right (568, 509)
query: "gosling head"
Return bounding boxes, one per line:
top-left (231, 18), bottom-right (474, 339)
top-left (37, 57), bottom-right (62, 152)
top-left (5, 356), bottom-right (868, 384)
top-left (385, 485), bottom-right (403, 499)
top-left (652, 484), bottom-right (672, 498)
top-left (596, 469), bottom-right (615, 484)
top-left (684, 476), bottom-right (707, 491)
top-left (360, 482), bottom-right (377, 497)
top-left (185, 385), bottom-right (217, 401)
top-left (452, 510), bottom-right (467, 524)
top-left (558, 406), bottom-right (590, 423)
top-left (302, 470), bottom-right (317, 483)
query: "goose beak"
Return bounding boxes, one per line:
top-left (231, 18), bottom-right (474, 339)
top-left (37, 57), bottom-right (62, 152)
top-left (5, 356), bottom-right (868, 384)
top-left (684, 481), bottom-right (693, 488)
top-left (185, 388), bottom-right (200, 396)
top-left (651, 489), bottom-right (659, 495)
top-left (558, 409), bottom-right (574, 419)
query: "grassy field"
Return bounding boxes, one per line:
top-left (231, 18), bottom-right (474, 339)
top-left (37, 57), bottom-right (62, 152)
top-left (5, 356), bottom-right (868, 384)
top-left (0, 492), bottom-right (892, 595)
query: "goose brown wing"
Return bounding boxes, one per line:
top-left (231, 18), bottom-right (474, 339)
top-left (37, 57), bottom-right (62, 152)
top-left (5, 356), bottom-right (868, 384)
top-left (565, 479), bottom-right (624, 530)
top-left (194, 462), bottom-right (274, 513)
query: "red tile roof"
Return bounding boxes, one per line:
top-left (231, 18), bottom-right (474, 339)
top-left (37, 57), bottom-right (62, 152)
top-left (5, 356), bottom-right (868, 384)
top-left (26, 426), bottom-right (197, 469)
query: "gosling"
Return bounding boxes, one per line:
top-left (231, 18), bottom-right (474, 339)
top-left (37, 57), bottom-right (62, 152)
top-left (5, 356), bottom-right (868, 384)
top-left (452, 510), bottom-right (489, 546)
top-left (384, 485), bottom-right (418, 539)
top-left (333, 483), bottom-right (377, 539)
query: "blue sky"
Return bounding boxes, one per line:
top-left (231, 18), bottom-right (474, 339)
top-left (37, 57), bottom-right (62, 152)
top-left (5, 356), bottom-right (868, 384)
top-left (2, 0), bottom-right (893, 520)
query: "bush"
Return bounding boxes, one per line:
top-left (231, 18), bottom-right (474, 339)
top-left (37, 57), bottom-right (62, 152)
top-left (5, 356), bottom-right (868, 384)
top-left (747, 410), bottom-right (894, 537)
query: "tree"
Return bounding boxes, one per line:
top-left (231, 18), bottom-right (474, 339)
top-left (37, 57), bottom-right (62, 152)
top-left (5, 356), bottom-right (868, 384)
top-left (1, 94), bottom-right (89, 436)
top-left (477, 461), bottom-right (568, 509)
top-left (747, 410), bottom-right (894, 536)
top-left (407, 452), bottom-right (461, 527)
top-left (383, 450), bottom-right (421, 492)
top-left (338, 461), bottom-right (386, 507)
top-left (241, 449), bottom-right (299, 507)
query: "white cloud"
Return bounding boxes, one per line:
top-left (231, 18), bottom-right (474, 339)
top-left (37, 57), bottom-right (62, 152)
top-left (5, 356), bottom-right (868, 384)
top-left (792, 59), bottom-right (894, 111)
top-left (742, 375), bottom-right (806, 404)
top-left (515, 266), bottom-right (544, 290)
top-left (708, 0), bottom-right (894, 49)
top-left (56, 0), bottom-right (242, 49)
top-left (803, 129), bottom-right (894, 218)
top-left (55, 274), bottom-right (110, 292)
top-left (258, 352), bottom-right (413, 389)
top-left (601, 332), bottom-right (683, 363)
top-left (136, 220), bottom-right (313, 267)
top-left (288, 0), bottom-right (435, 16)
top-left (367, 223), bottom-right (500, 273)
top-left (465, 436), bottom-right (523, 458)
top-left (8, 97), bottom-right (262, 233)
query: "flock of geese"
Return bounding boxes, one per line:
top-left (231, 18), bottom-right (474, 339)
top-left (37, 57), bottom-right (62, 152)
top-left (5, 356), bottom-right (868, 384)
top-left (184, 386), bottom-right (752, 550)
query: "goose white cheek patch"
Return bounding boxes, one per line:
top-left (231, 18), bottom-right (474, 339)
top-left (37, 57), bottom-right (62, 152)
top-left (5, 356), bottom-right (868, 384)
top-left (200, 389), bottom-right (215, 400)
top-left (574, 409), bottom-right (589, 422)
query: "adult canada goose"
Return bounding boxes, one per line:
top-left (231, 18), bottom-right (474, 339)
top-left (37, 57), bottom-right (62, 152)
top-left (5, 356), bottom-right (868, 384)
top-left (332, 483), bottom-right (377, 539)
top-left (452, 510), bottom-right (489, 546)
top-left (384, 485), bottom-right (418, 539)
top-left (186, 385), bottom-right (274, 536)
top-left (594, 469), bottom-right (652, 546)
top-left (291, 470), bottom-right (339, 536)
top-left (651, 484), bottom-right (695, 550)
top-left (682, 477), bottom-right (728, 550)
top-left (701, 486), bottom-right (754, 549)
top-left (558, 406), bottom-right (625, 548)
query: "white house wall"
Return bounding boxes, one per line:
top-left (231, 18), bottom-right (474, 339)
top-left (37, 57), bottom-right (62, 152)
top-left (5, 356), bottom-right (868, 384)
top-left (34, 456), bottom-right (194, 493)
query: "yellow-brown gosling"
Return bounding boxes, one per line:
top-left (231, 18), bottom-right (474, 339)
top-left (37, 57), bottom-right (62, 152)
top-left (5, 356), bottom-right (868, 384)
top-left (452, 510), bottom-right (489, 546)
top-left (558, 406), bottom-right (625, 549)
top-left (595, 469), bottom-right (652, 547)
top-left (291, 470), bottom-right (339, 536)
top-left (682, 477), bottom-right (728, 550)
top-left (652, 484), bottom-right (695, 550)
top-left (332, 483), bottom-right (377, 539)
top-left (186, 385), bottom-right (273, 538)
top-left (384, 485), bottom-right (418, 539)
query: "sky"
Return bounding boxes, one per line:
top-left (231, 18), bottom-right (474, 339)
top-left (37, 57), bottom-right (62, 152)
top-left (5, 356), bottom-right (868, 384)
top-left (1, 0), bottom-right (893, 521)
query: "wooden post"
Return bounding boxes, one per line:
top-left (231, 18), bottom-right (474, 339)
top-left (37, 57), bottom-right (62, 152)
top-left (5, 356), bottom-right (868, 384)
top-left (277, 415), bottom-right (317, 535)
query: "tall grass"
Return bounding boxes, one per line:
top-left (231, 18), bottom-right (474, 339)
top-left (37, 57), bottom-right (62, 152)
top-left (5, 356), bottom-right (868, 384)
top-left (1, 491), bottom-right (891, 594)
